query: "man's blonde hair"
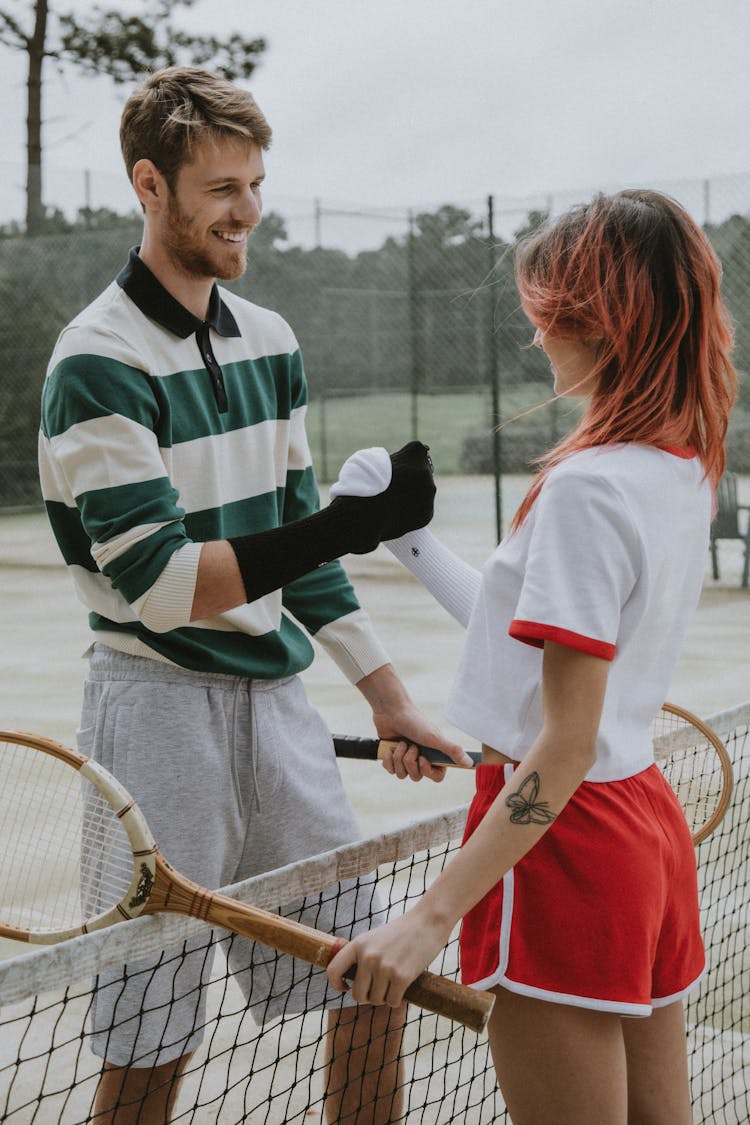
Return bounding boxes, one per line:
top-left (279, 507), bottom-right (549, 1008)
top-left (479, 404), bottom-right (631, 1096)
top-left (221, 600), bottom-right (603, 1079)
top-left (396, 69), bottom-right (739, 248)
top-left (120, 66), bottom-right (272, 188)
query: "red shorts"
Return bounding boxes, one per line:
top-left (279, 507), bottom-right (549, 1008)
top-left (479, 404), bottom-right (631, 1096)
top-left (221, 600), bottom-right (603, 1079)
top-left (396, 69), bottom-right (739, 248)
top-left (459, 763), bottom-right (706, 1016)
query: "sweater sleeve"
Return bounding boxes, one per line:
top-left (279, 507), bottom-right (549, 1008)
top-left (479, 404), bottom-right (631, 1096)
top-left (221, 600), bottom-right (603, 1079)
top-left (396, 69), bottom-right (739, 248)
top-left (40, 334), bottom-right (200, 632)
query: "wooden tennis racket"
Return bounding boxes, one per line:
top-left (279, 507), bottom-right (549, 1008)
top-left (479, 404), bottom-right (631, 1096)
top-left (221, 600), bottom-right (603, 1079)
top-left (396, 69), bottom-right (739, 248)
top-left (334, 701), bottom-right (732, 846)
top-left (0, 730), bottom-right (494, 1033)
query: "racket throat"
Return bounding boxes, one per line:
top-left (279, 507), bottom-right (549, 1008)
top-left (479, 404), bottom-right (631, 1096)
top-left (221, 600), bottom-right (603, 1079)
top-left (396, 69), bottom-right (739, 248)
top-left (144, 854), bottom-right (213, 921)
top-left (143, 853), bottom-right (338, 968)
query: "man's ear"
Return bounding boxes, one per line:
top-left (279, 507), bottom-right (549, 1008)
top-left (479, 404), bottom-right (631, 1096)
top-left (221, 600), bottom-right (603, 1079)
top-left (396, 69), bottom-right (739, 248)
top-left (132, 159), bottom-right (168, 212)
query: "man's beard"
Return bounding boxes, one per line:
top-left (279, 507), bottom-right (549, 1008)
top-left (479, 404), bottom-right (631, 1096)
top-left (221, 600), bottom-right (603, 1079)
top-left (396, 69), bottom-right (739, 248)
top-left (163, 193), bottom-right (248, 282)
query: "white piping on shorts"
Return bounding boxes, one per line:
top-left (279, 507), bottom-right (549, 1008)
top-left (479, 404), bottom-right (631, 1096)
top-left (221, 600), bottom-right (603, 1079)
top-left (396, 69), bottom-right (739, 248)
top-left (651, 966), bottom-right (708, 1008)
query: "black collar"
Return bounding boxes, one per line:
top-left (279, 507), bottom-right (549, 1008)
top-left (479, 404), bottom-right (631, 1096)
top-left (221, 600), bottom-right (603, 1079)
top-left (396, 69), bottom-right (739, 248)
top-left (116, 247), bottom-right (241, 339)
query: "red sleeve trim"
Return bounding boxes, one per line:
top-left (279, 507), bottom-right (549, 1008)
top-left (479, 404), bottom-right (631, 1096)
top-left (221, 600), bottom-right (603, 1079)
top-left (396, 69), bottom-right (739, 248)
top-left (509, 619), bottom-right (616, 661)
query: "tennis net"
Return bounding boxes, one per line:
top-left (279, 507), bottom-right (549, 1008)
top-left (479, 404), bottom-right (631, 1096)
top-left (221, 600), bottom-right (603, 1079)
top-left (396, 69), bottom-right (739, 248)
top-left (0, 701), bottom-right (748, 1124)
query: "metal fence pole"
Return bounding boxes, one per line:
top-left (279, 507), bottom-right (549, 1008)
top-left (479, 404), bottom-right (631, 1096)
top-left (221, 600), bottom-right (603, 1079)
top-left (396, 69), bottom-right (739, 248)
top-left (487, 194), bottom-right (503, 543)
top-left (319, 387), bottom-right (328, 483)
top-left (407, 209), bottom-right (421, 441)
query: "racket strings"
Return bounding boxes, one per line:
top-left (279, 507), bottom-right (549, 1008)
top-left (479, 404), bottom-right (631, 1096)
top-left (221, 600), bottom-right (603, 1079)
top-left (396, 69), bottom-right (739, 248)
top-left (0, 739), bottom-right (134, 932)
top-left (0, 742), bottom-right (80, 930)
top-left (652, 712), bottom-right (724, 838)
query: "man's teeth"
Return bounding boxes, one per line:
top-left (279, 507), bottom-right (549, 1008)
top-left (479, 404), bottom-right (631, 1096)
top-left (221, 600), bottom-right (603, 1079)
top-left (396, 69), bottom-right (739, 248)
top-left (215, 231), bottom-right (246, 242)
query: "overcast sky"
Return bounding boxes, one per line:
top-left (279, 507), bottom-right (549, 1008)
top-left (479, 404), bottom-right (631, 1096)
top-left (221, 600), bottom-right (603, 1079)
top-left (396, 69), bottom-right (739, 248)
top-left (4, 0), bottom-right (750, 246)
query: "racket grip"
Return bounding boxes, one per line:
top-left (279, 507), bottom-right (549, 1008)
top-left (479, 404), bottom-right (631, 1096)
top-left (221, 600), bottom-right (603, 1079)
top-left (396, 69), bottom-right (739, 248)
top-left (379, 740), bottom-right (482, 769)
top-left (332, 735), bottom-right (480, 769)
top-left (330, 937), bottom-right (495, 1034)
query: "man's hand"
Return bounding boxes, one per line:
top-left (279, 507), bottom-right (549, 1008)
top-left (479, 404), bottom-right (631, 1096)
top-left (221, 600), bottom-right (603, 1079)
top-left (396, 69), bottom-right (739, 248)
top-left (356, 664), bottom-right (472, 782)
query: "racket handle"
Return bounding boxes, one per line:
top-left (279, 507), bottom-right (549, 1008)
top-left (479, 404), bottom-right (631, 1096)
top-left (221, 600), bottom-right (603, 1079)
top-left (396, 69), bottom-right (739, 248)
top-left (333, 735), bottom-right (480, 769)
top-left (150, 858), bottom-right (494, 1033)
top-left (404, 969), bottom-right (494, 1033)
top-left (329, 939), bottom-right (495, 1034)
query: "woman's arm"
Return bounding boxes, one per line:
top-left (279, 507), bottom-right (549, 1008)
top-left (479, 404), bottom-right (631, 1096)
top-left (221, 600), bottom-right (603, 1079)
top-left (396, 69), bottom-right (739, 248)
top-left (385, 527), bottom-right (482, 628)
top-left (326, 641), bottom-right (610, 1006)
top-left (328, 446), bottom-right (482, 628)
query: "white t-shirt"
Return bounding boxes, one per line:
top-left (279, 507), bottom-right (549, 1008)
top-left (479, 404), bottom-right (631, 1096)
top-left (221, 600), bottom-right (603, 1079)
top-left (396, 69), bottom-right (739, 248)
top-left (445, 444), bottom-right (712, 782)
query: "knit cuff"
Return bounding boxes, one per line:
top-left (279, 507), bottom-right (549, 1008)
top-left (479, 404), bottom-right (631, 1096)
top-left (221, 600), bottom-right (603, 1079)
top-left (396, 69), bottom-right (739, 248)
top-left (314, 610), bottom-right (391, 683)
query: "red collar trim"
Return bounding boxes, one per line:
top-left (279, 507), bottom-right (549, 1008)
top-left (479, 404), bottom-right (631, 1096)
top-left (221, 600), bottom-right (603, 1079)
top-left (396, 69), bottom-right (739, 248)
top-left (658, 445), bottom-right (696, 459)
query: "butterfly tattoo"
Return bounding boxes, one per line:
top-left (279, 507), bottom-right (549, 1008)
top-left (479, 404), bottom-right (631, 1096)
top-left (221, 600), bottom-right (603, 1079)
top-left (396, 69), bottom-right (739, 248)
top-left (505, 772), bottom-right (558, 826)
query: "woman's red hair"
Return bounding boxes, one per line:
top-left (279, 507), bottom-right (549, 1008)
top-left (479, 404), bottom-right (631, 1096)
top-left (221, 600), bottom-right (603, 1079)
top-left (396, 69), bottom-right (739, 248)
top-left (511, 189), bottom-right (737, 530)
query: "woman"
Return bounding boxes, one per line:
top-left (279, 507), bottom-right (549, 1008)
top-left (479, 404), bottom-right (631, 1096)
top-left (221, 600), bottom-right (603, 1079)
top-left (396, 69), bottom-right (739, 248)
top-left (326, 190), bottom-right (737, 1124)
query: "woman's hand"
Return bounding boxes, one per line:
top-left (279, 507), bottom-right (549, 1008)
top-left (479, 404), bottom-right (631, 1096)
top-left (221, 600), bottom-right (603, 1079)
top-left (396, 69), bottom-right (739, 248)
top-left (326, 907), bottom-right (453, 1007)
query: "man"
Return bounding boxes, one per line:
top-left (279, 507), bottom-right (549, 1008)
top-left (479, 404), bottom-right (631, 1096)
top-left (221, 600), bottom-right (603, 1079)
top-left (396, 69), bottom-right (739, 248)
top-left (39, 66), bottom-right (466, 1124)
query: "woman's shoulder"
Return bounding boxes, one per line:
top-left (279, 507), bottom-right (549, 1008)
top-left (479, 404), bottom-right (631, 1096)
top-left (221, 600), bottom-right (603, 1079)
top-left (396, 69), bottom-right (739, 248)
top-left (545, 445), bottom-right (633, 493)
top-left (542, 446), bottom-right (707, 525)
top-left (550, 443), bottom-right (702, 488)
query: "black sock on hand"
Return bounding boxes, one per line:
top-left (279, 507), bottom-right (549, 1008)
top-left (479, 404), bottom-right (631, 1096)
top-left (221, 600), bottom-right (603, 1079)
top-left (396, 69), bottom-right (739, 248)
top-left (228, 441), bottom-right (435, 602)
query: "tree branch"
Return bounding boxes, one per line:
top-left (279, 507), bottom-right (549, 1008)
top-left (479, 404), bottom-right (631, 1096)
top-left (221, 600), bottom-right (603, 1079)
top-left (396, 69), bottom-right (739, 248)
top-left (0, 9), bottom-right (32, 49)
top-left (56, 7), bottom-right (266, 84)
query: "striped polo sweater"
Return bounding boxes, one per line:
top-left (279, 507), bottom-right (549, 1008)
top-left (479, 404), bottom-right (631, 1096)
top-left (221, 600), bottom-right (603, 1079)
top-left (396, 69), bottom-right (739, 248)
top-left (38, 249), bottom-right (388, 682)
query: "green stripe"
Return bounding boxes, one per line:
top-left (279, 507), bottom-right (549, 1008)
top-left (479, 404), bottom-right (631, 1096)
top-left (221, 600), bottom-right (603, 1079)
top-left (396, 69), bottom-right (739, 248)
top-left (185, 489), bottom-right (282, 541)
top-left (43, 501), bottom-right (98, 571)
top-left (101, 522), bottom-right (188, 603)
top-left (78, 478), bottom-right (183, 544)
top-left (42, 355), bottom-right (160, 438)
top-left (183, 468), bottom-right (319, 540)
top-left (283, 561), bottom-right (360, 634)
top-left (89, 616), bottom-right (315, 679)
top-left (45, 483), bottom-right (186, 594)
top-left (282, 468), bottom-right (320, 522)
top-left (165, 352), bottom-right (308, 442)
top-left (74, 478), bottom-right (186, 601)
top-left (44, 350), bottom-right (308, 445)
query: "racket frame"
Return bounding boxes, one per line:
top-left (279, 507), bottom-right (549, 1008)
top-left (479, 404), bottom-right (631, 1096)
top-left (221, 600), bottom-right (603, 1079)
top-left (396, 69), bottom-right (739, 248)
top-left (0, 731), bottom-right (157, 943)
top-left (654, 702), bottom-right (733, 844)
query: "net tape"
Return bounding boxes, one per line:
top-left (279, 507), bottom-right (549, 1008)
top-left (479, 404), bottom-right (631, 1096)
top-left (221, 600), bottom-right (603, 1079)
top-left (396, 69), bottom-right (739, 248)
top-left (0, 702), bottom-right (748, 1124)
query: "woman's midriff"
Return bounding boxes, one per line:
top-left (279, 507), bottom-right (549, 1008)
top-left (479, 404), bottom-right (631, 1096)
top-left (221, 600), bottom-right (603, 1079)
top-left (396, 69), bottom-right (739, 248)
top-left (481, 743), bottom-right (519, 767)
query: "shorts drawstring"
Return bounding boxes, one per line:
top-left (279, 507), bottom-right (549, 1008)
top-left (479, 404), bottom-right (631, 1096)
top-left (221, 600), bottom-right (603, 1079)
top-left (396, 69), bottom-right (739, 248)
top-left (230, 677), bottom-right (256, 815)
top-left (238, 678), bottom-right (262, 813)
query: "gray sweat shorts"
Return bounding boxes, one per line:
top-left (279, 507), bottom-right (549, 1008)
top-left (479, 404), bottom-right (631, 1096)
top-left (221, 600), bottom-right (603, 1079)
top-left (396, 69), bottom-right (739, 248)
top-left (80, 645), bottom-right (377, 1067)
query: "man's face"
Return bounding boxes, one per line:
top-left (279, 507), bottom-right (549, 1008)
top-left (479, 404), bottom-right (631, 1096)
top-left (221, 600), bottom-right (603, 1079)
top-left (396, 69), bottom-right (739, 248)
top-left (160, 138), bottom-right (265, 282)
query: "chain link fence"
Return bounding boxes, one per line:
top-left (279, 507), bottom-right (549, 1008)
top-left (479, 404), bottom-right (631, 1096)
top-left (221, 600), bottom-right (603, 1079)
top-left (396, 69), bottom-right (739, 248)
top-left (2, 169), bottom-right (749, 537)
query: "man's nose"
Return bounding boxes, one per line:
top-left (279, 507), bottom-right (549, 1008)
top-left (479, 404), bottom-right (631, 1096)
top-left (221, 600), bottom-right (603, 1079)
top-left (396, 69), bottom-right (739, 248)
top-left (236, 188), bottom-right (262, 225)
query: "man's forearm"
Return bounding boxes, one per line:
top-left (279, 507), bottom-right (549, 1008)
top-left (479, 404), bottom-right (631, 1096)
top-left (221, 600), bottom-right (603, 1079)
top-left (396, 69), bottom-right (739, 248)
top-left (355, 663), bottom-right (411, 712)
top-left (191, 541), bottom-right (247, 619)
